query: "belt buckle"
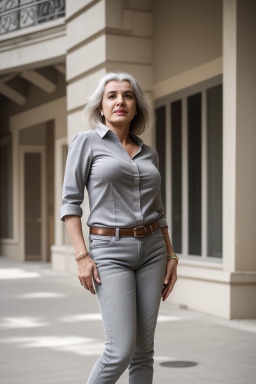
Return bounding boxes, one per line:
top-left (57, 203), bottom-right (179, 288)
top-left (133, 225), bottom-right (146, 238)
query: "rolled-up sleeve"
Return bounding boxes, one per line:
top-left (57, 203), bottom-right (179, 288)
top-left (60, 132), bottom-right (93, 221)
top-left (153, 149), bottom-right (168, 228)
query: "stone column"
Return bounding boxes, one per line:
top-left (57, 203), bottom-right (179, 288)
top-left (223, 0), bottom-right (256, 317)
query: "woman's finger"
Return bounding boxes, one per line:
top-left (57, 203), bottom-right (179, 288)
top-left (80, 278), bottom-right (89, 290)
top-left (162, 275), bottom-right (177, 301)
top-left (162, 286), bottom-right (172, 301)
top-left (169, 275), bottom-right (177, 291)
top-left (162, 283), bottom-right (171, 295)
top-left (86, 278), bottom-right (95, 294)
top-left (93, 264), bottom-right (101, 284)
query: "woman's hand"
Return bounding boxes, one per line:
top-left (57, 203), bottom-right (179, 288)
top-left (77, 255), bottom-right (101, 294)
top-left (161, 259), bottom-right (178, 301)
top-left (63, 216), bottom-right (101, 294)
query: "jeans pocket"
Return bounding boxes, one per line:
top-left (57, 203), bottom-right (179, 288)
top-left (89, 234), bottom-right (116, 250)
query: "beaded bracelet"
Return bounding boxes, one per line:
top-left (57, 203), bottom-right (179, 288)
top-left (167, 254), bottom-right (179, 263)
top-left (75, 251), bottom-right (90, 262)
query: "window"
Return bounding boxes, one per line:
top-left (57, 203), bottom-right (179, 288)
top-left (155, 77), bottom-right (222, 261)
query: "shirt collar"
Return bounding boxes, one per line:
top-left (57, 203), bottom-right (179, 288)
top-left (95, 122), bottom-right (109, 138)
top-left (95, 123), bottom-right (144, 146)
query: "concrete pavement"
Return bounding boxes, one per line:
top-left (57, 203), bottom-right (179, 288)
top-left (1, 256), bottom-right (256, 384)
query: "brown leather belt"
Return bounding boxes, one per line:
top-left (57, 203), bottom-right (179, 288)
top-left (90, 219), bottom-right (159, 238)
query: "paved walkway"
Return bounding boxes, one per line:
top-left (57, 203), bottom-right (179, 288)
top-left (1, 256), bottom-right (256, 384)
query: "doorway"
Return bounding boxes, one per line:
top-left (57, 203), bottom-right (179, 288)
top-left (20, 146), bottom-right (47, 261)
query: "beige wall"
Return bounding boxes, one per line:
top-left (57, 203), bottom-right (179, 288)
top-left (0, 20), bottom-right (66, 75)
top-left (153, 0), bottom-right (222, 84)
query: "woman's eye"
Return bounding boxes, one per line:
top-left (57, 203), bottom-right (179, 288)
top-left (125, 94), bottom-right (132, 99)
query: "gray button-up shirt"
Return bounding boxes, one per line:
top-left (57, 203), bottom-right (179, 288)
top-left (60, 122), bottom-right (168, 228)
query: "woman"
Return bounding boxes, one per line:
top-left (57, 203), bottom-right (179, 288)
top-left (60, 72), bottom-right (178, 384)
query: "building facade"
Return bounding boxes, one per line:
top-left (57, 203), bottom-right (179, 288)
top-left (0, 0), bottom-right (255, 319)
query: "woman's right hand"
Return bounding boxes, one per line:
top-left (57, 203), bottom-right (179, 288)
top-left (77, 255), bottom-right (101, 294)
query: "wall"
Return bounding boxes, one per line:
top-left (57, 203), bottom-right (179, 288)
top-left (0, 19), bottom-right (66, 74)
top-left (153, 0), bottom-right (222, 84)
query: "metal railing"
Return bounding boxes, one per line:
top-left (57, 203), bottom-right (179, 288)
top-left (0, 0), bottom-right (65, 35)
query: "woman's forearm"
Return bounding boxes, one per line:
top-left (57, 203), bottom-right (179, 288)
top-left (64, 215), bottom-right (88, 257)
top-left (160, 226), bottom-right (175, 256)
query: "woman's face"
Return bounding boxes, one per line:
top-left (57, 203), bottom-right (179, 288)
top-left (100, 81), bottom-right (136, 129)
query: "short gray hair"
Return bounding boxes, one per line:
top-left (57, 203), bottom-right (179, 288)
top-left (83, 72), bottom-right (154, 135)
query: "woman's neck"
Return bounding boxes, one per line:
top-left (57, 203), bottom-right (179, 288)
top-left (105, 122), bottom-right (131, 145)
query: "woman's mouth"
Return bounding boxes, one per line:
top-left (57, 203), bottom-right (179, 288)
top-left (114, 110), bottom-right (127, 114)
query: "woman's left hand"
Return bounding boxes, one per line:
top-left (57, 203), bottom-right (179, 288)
top-left (161, 259), bottom-right (178, 301)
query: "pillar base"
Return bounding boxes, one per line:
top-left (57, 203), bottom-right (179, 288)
top-left (51, 245), bottom-right (77, 275)
top-left (169, 261), bottom-right (256, 319)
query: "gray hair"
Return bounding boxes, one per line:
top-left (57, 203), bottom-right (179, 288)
top-left (82, 72), bottom-right (154, 135)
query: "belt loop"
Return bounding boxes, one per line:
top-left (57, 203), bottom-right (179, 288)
top-left (115, 227), bottom-right (120, 241)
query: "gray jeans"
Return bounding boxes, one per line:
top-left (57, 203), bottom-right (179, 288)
top-left (87, 226), bottom-right (167, 384)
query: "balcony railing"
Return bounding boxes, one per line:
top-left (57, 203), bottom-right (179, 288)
top-left (0, 0), bottom-right (65, 35)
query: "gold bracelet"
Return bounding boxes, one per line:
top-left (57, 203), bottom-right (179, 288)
top-left (75, 251), bottom-right (90, 262)
top-left (167, 254), bottom-right (179, 263)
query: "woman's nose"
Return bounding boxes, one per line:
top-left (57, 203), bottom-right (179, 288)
top-left (116, 95), bottom-right (125, 105)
